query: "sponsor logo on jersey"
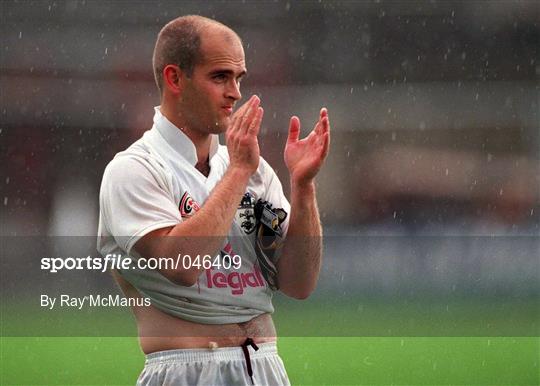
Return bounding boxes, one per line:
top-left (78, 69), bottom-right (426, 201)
top-left (179, 191), bottom-right (200, 218)
top-left (205, 265), bottom-right (265, 295)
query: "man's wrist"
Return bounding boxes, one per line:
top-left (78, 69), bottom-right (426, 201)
top-left (226, 165), bottom-right (253, 184)
top-left (291, 179), bottom-right (316, 196)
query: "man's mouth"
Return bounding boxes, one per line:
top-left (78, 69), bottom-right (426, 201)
top-left (222, 106), bottom-right (233, 115)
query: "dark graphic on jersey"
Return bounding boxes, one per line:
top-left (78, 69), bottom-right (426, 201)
top-left (253, 199), bottom-right (288, 290)
top-left (179, 191), bottom-right (200, 218)
top-left (236, 192), bottom-right (256, 234)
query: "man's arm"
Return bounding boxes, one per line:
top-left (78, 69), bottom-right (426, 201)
top-left (134, 96), bottom-right (263, 286)
top-left (276, 109), bottom-right (330, 299)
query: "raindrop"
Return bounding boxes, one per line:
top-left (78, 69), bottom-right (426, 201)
top-left (3, 197), bottom-right (8, 206)
top-left (19, 31), bottom-right (22, 39)
top-left (445, 168), bottom-right (449, 176)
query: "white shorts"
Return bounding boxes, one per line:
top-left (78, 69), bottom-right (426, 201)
top-left (136, 341), bottom-right (291, 386)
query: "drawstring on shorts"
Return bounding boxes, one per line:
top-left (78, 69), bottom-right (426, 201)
top-left (240, 337), bottom-right (259, 385)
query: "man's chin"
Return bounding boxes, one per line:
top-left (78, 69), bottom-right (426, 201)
top-left (207, 118), bottom-right (229, 134)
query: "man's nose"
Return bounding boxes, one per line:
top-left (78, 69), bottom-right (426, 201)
top-left (225, 80), bottom-right (241, 101)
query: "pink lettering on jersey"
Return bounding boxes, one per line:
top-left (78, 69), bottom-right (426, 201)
top-left (205, 265), bottom-right (266, 295)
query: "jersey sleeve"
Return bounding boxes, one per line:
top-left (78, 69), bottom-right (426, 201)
top-left (99, 156), bottom-right (181, 254)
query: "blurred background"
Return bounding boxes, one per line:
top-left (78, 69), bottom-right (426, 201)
top-left (1, 0), bottom-right (539, 333)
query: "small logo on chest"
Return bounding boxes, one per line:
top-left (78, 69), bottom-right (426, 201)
top-left (179, 191), bottom-right (200, 218)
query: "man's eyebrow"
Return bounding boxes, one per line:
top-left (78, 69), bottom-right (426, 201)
top-left (209, 69), bottom-right (247, 77)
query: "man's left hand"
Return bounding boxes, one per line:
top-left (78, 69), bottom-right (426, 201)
top-left (284, 108), bottom-right (330, 185)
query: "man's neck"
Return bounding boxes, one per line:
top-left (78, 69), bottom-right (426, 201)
top-left (160, 105), bottom-right (212, 167)
top-left (182, 126), bottom-right (212, 166)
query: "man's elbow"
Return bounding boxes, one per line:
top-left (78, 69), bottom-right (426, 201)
top-left (280, 285), bottom-right (314, 300)
top-left (161, 269), bottom-right (199, 287)
top-left (290, 290), bottom-right (312, 300)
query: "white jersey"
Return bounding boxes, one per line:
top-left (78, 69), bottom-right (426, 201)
top-left (97, 107), bottom-right (290, 324)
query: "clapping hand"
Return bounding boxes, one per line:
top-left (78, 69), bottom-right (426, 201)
top-left (284, 108), bottom-right (330, 185)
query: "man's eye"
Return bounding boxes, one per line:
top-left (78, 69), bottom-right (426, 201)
top-left (213, 74), bottom-right (227, 81)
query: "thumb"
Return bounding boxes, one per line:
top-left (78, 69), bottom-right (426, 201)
top-left (287, 116), bottom-right (301, 143)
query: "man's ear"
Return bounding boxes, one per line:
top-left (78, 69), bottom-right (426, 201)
top-left (163, 64), bottom-right (183, 95)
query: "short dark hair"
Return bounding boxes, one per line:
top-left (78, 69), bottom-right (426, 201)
top-left (152, 15), bottom-right (230, 95)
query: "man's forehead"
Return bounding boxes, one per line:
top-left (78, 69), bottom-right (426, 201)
top-left (198, 25), bottom-right (245, 68)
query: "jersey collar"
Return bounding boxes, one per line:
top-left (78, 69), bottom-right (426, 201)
top-left (153, 106), bottom-right (219, 166)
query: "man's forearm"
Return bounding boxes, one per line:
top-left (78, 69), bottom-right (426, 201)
top-left (135, 166), bottom-right (251, 286)
top-left (277, 181), bottom-right (322, 299)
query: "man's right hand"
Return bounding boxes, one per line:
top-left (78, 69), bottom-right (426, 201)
top-left (226, 95), bottom-right (263, 176)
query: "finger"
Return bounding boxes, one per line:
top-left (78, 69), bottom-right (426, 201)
top-left (231, 96), bottom-right (255, 132)
top-left (287, 116), bottom-right (301, 143)
top-left (312, 119), bottom-right (323, 139)
top-left (321, 115), bottom-right (330, 135)
top-left (320, 131), bottom-right (330, 160)
top-left (241, 96), bottom-right (260, 134)
top-left (315, 108), bottom-right (328, 135)
top-left (234, 95), bottom-right (255, 117)
top-left (248, 107), bottom-right (264, 136)
top-left (229, 110), bottom-right (241, 133)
